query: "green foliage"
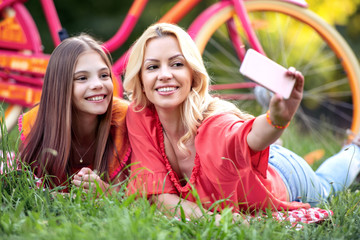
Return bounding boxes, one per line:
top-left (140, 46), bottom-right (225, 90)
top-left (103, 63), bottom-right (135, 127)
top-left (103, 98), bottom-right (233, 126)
top-left (307, 0), bottom-right (360, 25)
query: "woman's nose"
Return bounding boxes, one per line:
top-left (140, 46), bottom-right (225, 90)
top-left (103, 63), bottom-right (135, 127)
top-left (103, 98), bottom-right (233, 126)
top-left (158, 66), bottom-right (172, 81)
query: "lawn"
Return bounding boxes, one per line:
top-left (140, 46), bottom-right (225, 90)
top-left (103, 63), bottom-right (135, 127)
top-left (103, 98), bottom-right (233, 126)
top-left (1, 118), bottom-right (359, 239)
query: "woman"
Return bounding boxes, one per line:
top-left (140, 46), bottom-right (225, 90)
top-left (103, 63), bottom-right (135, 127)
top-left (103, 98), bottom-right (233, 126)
top-left (19, 34), bottom-right (131, 193)
top-left (123, 23), bottom-right (360, 219)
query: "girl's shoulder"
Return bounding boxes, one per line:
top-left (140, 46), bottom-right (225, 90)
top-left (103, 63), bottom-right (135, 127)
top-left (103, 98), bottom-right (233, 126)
top-left (18, 105), bottom-right (39, 142)
top-left (111, 97), bottom-right (129, 126)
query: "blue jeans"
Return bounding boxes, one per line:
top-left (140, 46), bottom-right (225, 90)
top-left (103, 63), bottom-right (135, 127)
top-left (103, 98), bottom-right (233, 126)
top-left (268, 144), bottom-right (360, 206)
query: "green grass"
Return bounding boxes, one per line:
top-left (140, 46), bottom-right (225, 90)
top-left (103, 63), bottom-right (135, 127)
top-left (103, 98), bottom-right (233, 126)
top-left (1, 114), bottom-right (360, 239)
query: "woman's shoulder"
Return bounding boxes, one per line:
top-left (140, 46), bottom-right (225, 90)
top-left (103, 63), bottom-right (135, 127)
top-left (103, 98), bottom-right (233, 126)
top-left (202, 112), bottom-right (245, 126)
top-left (198, 112), bottom-right (256, 138)
top-left (126, 103), bottom-right (157, 123)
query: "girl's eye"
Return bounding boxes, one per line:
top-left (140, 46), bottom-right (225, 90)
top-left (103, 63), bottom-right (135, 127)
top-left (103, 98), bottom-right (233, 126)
top-left (75, 76), bottom-right (87, 81)
top-left (100, 73), bottom-right (110, 79)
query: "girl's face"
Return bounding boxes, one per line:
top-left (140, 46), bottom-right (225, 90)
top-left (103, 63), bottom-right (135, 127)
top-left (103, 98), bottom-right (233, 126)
top-left (141, 35), bottom-right (193, 113)
top-left (72, 50), bottom-right (113, 118)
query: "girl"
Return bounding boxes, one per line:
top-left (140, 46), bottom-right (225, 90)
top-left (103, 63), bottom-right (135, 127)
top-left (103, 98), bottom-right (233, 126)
top-left (123, 23), bottom-right (360, 218)
top-left (19, 34), bottom-right (131, 193)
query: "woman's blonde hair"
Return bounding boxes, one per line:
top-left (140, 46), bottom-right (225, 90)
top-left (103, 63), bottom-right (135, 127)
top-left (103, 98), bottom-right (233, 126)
top-left (123, 23), bottom-right (253, 153)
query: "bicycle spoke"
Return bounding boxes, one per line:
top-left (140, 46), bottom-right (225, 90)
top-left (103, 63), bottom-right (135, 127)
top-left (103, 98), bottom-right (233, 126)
top-left (305, 78), bottom-right (348, 94)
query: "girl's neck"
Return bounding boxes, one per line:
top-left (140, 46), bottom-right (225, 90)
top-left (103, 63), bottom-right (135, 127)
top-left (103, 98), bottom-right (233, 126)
top-left (72, 114), bottom-right (98, 143)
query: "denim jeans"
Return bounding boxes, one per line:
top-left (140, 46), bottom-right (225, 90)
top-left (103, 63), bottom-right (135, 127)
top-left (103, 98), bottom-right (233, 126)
top-left (268, 144), bottom-right (360, 206)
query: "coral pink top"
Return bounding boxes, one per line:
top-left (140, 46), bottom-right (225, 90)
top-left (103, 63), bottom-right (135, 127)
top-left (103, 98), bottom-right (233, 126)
top-left (127, 105), bottom-right (310, 212)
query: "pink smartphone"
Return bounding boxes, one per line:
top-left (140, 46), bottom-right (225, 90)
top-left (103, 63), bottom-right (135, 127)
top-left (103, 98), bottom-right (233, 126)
top-left (239, 49), bottom-right (296, 99)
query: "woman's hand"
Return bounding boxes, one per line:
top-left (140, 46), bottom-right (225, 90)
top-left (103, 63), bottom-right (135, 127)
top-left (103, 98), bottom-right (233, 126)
top-left (72, 167), bottom-right (109, 193)
top-left (268, 67), bottom-right (304, 126)
top-left (247, 67), bottom-right (304, 151)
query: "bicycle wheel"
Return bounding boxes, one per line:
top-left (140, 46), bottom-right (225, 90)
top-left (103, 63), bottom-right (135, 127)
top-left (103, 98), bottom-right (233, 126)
top-left (193, 0), bottom-right (360, 158)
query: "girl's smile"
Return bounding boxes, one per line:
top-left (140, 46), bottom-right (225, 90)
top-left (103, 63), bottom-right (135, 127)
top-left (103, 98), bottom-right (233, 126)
top-left (72, 50), bottom-right (113, 118)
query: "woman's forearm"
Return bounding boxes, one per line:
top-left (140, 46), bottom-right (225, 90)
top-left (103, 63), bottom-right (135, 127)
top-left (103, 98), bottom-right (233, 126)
top-left (247, 114), bottom-right (285, 151)
top-left (154, 193), bottom-right (207, 219)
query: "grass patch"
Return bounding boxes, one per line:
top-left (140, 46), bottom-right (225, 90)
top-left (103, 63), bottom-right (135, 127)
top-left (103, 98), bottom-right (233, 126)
top-left (1, 111), bottom-right (359, 239)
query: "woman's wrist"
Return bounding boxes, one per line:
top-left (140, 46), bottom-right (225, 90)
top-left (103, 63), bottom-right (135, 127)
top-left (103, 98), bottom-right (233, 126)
top-left (266, 110), bottom-right (290, 129)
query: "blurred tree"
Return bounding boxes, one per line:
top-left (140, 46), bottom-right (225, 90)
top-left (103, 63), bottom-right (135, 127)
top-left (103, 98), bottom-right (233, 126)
top-left (306, 0), bottom-right (360, 58)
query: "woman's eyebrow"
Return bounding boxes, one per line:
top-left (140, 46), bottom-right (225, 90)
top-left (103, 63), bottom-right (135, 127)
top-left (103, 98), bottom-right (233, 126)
top-left (144, 54), bottom-right (184, 63)
top-left (169, 54), bottom-right (183, 60)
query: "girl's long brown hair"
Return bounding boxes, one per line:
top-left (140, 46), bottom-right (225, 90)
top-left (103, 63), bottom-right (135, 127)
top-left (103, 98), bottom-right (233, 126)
top-left (20, 34), bottom-right (115, 186)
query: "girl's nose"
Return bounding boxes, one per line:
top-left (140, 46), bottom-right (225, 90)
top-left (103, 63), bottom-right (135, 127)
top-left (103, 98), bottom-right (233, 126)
top-left (90, 77), bottom-right (104, 89)
top-left (158, 66), bottom-right (172, 81)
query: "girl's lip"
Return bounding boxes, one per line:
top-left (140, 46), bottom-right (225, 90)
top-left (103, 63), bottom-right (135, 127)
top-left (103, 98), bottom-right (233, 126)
top-left (85, 95), bottom-right (106, 101)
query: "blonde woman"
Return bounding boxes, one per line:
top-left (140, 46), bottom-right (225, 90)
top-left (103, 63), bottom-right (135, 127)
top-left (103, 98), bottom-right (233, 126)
top-left (124, 23), bottom-right (360, 219)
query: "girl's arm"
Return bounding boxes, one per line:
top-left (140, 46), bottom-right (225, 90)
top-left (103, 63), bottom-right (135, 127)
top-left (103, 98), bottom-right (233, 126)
top-left (247, 68), bottom-right (304, 151)
top-left (72, 167), bottom-right (122, 195)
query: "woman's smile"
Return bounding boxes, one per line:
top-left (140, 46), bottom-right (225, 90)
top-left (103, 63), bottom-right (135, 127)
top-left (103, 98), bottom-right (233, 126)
top-left (141, 35), bottom-right (193, 112)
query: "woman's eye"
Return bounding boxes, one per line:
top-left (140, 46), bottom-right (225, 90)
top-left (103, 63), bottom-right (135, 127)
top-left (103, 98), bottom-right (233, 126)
top-left (146, 65), bottom-right (158, 70)
top-left (172, 62), bottom-right (184, 67)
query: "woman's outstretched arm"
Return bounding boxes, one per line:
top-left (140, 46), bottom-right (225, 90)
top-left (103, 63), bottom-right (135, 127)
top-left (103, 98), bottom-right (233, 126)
top-left (247, 68), bottom-right (304, 151)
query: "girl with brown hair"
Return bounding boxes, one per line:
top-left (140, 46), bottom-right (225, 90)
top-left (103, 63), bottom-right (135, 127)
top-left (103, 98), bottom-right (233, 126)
top-left (19, 34), bottom-right (131, 193)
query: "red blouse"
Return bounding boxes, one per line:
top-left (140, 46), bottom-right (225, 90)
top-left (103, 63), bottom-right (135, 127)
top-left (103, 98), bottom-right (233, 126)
top-left (127, 105), bottom-right (310, 212)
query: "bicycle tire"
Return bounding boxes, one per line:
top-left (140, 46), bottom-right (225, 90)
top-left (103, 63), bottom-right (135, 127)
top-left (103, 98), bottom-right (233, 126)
top-left (193, 0), bottom-right (360, 158)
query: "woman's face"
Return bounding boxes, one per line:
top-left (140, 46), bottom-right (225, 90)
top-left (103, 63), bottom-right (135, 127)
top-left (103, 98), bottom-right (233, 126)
top-left (141, 35), bottom-right (193, 113)
top-left (72, 50), bottom-right (113, 118)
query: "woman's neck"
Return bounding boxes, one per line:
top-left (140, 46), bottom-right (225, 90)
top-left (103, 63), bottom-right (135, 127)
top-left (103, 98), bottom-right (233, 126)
top-left (156, 108), bottom-right (184, 139)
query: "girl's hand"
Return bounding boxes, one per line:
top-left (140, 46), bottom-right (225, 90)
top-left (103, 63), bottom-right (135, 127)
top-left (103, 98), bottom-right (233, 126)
top-left (268, 67), bottom-right (304, 126)
top-left (73, 167), bottom-right (109, 193)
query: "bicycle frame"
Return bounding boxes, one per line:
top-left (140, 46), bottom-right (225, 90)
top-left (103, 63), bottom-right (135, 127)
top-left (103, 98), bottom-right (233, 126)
top-left (109, 0), bottom-right (308, 78)
top-left (0, 0), bottom-right (309, 107)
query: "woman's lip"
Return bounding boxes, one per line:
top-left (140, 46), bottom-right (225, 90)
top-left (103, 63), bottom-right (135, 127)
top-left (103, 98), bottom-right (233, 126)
top-left (156, 86), bottom-right (179, 92)
top-left (156, 87), bottom-right (179, 96)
